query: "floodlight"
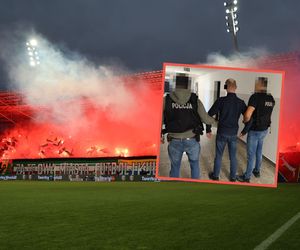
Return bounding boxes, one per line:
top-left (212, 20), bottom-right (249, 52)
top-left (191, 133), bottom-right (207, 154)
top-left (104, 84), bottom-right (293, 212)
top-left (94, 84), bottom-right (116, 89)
top-left (29, 39), bottom-right (38, 46)
top-left (223, 0), bottom-right (240, 52)
top-left (26, 38), bottom-right (40, 67)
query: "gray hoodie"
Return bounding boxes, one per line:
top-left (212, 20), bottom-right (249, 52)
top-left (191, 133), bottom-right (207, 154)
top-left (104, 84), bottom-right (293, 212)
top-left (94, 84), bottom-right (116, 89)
top-left (163, 89), bottom-right (216, 139)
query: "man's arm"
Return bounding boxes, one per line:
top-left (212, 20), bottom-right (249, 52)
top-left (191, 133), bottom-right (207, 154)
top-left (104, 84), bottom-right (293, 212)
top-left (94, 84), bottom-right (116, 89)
top-left (197, 99), bottom-right (216, 126)
top-left (208, 99), bottom-right (220, 117)
top-left (239, 101), bottom-right (251, 136)
top-left (244, 94), bottom-right (257, 123)
top-left (205, 99), bottom-right (220, 133)
top-left (243, 106), bottom-right (255, 123)
top-left (240, 117), bottom-right (253, 136)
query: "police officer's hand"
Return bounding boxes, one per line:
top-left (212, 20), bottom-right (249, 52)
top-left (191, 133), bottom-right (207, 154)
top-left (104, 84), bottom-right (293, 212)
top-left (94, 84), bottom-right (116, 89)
top-left (239, 133), bottom-right (245, 138)
top-left (206, 132), bottom-right (212, 139)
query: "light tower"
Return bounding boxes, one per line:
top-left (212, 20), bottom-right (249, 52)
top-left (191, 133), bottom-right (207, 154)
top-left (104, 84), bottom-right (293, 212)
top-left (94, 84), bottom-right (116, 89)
top-left (224, 0), bottom-right (239, 52)
top-left (26, 39), bottom-right (40, 67)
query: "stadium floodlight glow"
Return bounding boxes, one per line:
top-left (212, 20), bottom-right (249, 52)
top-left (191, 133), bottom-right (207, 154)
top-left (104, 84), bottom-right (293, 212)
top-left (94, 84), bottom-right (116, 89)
top-left (26, 38), bottom-right (40, 67)
top-left (223, 0), bottom-right (240, 52)
top-left (29, 39), bottom-right (38, 46)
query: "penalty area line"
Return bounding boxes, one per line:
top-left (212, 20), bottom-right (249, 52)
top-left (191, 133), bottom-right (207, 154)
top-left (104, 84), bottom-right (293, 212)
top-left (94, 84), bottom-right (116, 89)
top-left (254, 211), bottom-right (300, 250)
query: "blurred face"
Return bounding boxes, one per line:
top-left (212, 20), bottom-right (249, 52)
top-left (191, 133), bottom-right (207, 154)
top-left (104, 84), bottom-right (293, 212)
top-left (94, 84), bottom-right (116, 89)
top-left (176, 82), bottom-right (188, 89)
top-left (255, 80), bottom-right (266, 92)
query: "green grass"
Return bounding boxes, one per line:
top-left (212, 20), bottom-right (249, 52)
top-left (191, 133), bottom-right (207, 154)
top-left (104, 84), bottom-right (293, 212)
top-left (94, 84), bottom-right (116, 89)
top-left (0, 182), bottom-right (299, 250)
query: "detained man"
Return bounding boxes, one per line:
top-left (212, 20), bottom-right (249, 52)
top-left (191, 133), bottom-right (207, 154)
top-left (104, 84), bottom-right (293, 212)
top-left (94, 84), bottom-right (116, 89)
top-left (207, 79), bottom-right (247, 182)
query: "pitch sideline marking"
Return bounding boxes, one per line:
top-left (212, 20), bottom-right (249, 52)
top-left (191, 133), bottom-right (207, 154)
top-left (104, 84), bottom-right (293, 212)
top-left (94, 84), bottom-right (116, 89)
top-left (254, 211), bottom-right (300, 250)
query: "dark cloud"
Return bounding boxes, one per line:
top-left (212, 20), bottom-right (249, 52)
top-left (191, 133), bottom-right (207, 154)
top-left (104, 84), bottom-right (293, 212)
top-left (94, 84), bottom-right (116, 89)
top-left (0, 0), bottom-right (299, 86)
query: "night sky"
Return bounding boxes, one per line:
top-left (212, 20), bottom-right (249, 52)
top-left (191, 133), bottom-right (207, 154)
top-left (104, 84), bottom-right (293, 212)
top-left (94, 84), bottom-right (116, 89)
top-left (0, 0), bottom-right (299, 82)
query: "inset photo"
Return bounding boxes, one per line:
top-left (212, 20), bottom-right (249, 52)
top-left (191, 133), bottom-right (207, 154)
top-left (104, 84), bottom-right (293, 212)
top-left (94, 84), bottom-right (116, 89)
top-left (157, 63), bottom-right (284, 187)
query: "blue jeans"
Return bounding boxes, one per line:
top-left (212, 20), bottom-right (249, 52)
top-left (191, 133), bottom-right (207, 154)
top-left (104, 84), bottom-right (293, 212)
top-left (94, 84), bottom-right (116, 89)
top-left (213, 133), bottom-right (237, 179)
top-left (244, 129), bottom-right (268, 179)
top-left (168, 138), bottom-right (200, 179)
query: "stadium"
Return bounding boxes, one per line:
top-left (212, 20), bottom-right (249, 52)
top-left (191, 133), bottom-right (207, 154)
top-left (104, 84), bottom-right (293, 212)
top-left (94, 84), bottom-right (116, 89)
top-left (0, 50), bottom-right (299, 249)
top-left (1, 52), bottom-right (299, 183)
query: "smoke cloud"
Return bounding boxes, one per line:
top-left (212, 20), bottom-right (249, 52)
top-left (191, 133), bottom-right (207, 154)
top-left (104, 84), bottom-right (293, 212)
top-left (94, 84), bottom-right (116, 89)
top-left (1, 30), bottom-right (138, 121)
top-left (0, 29), bottom-right (162, 158)
top-left (204, 48), bottom-right (269, 68)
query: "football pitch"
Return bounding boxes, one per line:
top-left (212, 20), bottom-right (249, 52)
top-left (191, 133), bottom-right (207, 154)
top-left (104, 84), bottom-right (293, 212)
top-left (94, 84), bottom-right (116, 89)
top-left (0, 181), bottom-right (299, 250)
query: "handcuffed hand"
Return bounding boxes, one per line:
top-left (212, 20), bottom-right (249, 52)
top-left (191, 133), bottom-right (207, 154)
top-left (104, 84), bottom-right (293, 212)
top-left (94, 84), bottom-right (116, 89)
top-left (206, 132), bottom-right (212, 139)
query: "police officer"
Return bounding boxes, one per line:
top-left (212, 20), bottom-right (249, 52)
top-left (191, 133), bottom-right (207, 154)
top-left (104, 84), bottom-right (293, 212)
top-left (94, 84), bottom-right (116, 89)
top-left (162, 75), bottom-right (216, 179)
top-left (238, 77), bottom-right (275, 182)
top-left (206, 78), bottom-right (247, 182)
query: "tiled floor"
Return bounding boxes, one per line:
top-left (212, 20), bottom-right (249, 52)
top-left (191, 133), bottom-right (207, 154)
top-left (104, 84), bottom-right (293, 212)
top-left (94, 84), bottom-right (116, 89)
top-left (158, 131), bottom-right (276, 184)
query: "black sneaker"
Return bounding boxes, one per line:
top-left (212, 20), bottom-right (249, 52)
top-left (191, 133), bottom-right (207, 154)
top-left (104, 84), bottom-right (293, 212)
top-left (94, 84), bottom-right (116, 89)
top-left (229, 177), bottom-right (236, 182)
top-left (252, 170), bottom-right (260, 178)
top-left (237, 175), bottom-right (250, 183)
top-left (208, 172), bottom-right (219, 181)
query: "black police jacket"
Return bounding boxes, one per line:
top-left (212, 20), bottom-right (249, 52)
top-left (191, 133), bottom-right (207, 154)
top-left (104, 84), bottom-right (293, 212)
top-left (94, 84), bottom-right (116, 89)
top-left (164, 93), bottom-right (203, 134)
